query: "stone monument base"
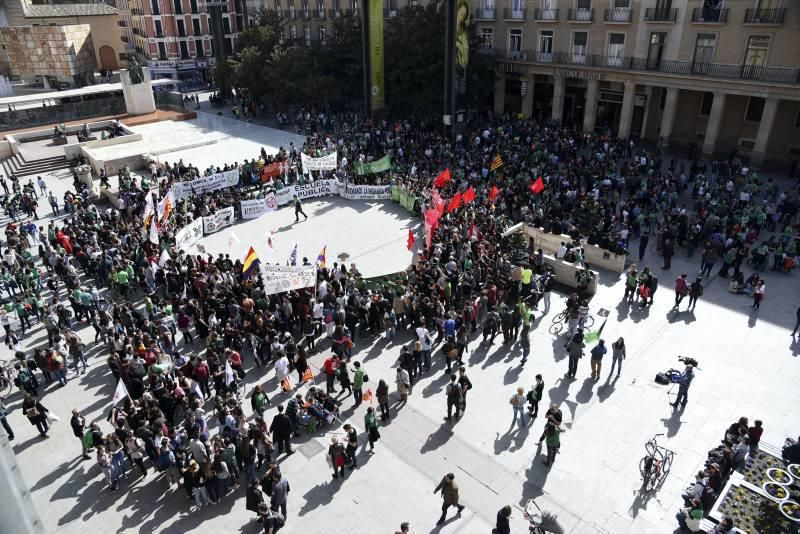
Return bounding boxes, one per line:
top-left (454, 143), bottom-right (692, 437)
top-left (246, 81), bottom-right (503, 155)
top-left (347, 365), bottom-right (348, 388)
top-left (120, 67), bottom-right (156, 116)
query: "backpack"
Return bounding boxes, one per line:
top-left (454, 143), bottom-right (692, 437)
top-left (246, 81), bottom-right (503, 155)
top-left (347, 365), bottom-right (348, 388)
top-left (446, 383), bottom-right (461, 402)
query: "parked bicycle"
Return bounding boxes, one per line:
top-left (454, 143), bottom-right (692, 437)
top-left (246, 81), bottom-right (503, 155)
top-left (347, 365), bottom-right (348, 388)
top-left (548, 308), bottom-right (595, 335)
top-left (0, 360), bottom-right (18, 399)
top-left (523, 498), bottom-right (564, 533)
top-left (639, 433), bottom-right (675, 492)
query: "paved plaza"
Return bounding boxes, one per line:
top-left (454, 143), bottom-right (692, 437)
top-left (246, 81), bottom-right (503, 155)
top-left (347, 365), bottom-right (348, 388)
top-left (1, 118), bottom-right (798, 534)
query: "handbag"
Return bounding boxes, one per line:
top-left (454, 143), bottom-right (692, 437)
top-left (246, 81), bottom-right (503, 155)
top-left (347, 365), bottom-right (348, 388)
top-left (362, 374), bottom-right (369, 383)
top-left (47, 412), bottom-right (60, 423)
top-left (26, 407), bottom-right (40, 418)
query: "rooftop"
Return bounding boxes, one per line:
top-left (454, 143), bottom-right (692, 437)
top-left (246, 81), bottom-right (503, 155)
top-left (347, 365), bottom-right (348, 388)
top-left (22, 2), bottom-right (117, 17)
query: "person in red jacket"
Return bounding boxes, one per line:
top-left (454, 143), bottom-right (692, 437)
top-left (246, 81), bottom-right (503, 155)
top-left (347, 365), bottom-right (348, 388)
top-left (323, 355), bottom-right (338, 394)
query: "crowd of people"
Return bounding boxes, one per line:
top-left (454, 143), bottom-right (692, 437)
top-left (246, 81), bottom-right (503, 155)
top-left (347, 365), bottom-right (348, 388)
top-left (0, 109), bottom-right (798, 533)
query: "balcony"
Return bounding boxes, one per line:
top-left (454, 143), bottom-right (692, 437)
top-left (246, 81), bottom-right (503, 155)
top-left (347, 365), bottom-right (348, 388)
top-left (313, 8), bottom-right (325, 18)
top-left (743, 8), bottom-right (785, 24)
top-left (533, 8), bottom-right (558, 20)
top-left (644, 7), bottom-right (677, 22)
top-left (286, 9), bottom-right (296, 18)
top-left (301, 8), bottom-right (311, 19)
top-left (496, 51), bottom-right (800, 85)
top-left (475, 7), bottom-right (496, 19)
top-left (691, 7), bottom-right (727, 23)
top-left (567, 8), bottom-right (593, 22)
top-left (604, 7), bottom-right (631, 22)
top-left (503, 7), bottom-right (526, 20)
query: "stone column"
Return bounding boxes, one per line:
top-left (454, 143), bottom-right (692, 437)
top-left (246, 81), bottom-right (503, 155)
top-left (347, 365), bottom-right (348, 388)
top-left (521, 75), bottom-right (534, 119)
top-left (617, 82), bottom-right (636, 139)
top-left (582, 78), bottom-right (599, 133)
top-left (702, 92), bottom-right (727, 158)
top-left (659, 87), bottom-right (679, 147)
top-left (551, 75), bottom-right (565, 122)
top-left (750, 98), bottom-right (779, 168)
top-left (493, 75), bottom-right (505, 115)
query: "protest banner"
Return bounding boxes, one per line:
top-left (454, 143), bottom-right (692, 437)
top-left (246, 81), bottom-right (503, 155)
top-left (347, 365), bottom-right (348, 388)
top-left (274, 179), bottom-right (338, 206)
top-left (202, 206), bottom-right (235, 235)
top-left (338, 184), bottom-right (392, 200)
top-left (240, 193), bottom-right (277, 219)
top-left (260, 264), bottom-right (317, 295)
top-left (354, 155), bottom-right (391, 176)
top-left (300, 152), bottom-right (338, 173)
top-left (171, 169), bottom-right (240, 200)
top-left (174, 218), bottom-right (203, 250)
top-left (260, 161), bottom-right (289, 180)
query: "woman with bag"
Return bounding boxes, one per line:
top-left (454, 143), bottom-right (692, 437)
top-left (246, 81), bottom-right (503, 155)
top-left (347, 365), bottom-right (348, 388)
top-left (328, 435), bottom-right (347, 479)
top-left (97, 445), bottom-right (116, 491)
top-left (21, 393), bottom-right (49, 437)
top-left (364, 407), bottom-right (380, 451)
top-left (125, 434), bottom-right (148, 477)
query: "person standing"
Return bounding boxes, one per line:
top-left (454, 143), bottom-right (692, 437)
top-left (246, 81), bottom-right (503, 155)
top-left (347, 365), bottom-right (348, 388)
top-left (323, 354), bottom-right (338, 394)
top-left (270, 470), bottom-right (290, 519)
top-left (444, 374), bottom-right (462, 421)
top-left (590, 339), bottom-right (607, 380)
top-left (526, 374), bottom-right (544, 418)
top-left (352, 361), bottom-right (366, 407)
top-left (70, 409), bottom-right (90, 459)
top-left (396, 366), bottom-right (410, 404)
top-left (343, 424), bottom-right (359, 469)
top-left (791, 306), bottom-right (800, 336)
top-left (688, 277), bottom-right (704, 311)
top-left (22, 393), bottom-right (49, 437)
top-left (565, 333), bottom-right (584, 379)
top-left (674, 273), bottom-right (689, 309)
top-left (376, 379), bottom-right (390, 421)
top-left (609, 338), bottom-right (626, 377)
top-left (671, 365), bottom-right (695, 409)
top-left (270, 405), bottom-right (295, 456)
top-left (638, 233), bottom-right (649, 262)
top-left (519, 324), bottom-right (530, 363)
top-left (415, 324), bottom-right (433, 371)
top-left (510, 387), bottom-right (526, 429)
top-left (457, 366), bottom-right (472, 413)
top-left (0, 400), bottom-right (14, 440)
top-left (328, 436), bottom-right (347, 479)
top-left (433, 473), bottom-right (464, 525)
top-left (542, 422), bottom-right (563, 467)
top-left (292, 195), bottom-right (308, 222)
top-left (662, 237), bottom-right (674, 270)
top-left (250, 385), bottom-right (271, 418)
top-left (537, 403), bottom-right (563, 444)
top-left (364, 407), bottom-right (380, 451)
top-left (752, 280), bottom-right (766, 310)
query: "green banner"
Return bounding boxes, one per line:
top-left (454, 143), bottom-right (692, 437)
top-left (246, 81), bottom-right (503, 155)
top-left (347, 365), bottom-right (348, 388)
top-left (391, 185), bottom-right (401, 202)
top-left (401, 192), bottom-right (416, 212)
top-left (369, 0), bottom-right (385, 112)
top-left (355, 154), bottom-right (391, 175)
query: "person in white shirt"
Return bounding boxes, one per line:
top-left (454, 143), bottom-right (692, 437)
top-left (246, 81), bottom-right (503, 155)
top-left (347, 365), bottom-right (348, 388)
top-left (555, 243), bottom-right (567, 260)
top-left (416, 325), bottom-right (432, 371)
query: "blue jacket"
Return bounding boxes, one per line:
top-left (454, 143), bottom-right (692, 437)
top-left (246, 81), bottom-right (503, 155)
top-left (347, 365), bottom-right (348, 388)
top-left (678, 370), bottom-right (694, 389)
top-left (590, 344), bottom-right (607, 360)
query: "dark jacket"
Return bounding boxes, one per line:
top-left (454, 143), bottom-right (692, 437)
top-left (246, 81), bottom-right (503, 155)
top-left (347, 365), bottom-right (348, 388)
top-left (70, 414), bottom-right (86, 438)
top-left (270, 413), bottom-right (292, 439)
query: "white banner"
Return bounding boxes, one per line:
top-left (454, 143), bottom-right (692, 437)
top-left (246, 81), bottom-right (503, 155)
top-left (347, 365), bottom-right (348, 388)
top-left (301, 151), bottom-right (338, 173)
top-left (338, 184), bottom-right (392, 200)
top-left (174, 217), bottom-right (203, 250)
top-left (171, 169), bottom-right (240, 200)
top-left (240, 193), bottom-right (277, 219)
top-left (275, 179), bottom-right (338, 206)
top-left (260, 264), bottom-right (317, 295)
top-left (203, 206), bottom-right (235, 235)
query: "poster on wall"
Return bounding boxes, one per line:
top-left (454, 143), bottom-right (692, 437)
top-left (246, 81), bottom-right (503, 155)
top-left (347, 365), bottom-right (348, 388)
top-left (202, 206), bottom-right (235, 234)
top-left (369, 0), bottom-right (385, 112)
top-left (174, 218), bottom-right (204, 250)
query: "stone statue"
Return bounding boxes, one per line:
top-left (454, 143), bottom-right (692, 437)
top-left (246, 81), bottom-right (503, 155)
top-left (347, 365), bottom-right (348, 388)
top-left (128, 57), bottom-right (144, 85)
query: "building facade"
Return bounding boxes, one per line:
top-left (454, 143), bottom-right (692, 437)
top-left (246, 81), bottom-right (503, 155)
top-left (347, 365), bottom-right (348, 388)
top-left (474, 0), bottom-right (800, 165)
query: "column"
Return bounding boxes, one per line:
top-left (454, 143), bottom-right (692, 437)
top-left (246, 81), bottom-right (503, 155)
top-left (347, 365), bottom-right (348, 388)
top-left (617, 82), bottom-right (636, 139)
top-left (659, 87), bottom-right (679, 147)
top-left (750, 98), bottom-right (779, 168)
top-left (702, 92), bottom-right (727, 158)
top-left (582, 78), bottom-right (599, 133)
top-left (551, 75), bottom-right (565, 122)
top-left (493, 75), bottom-right (506, 115)
top-left (521, 75), bottom-right (534, 119)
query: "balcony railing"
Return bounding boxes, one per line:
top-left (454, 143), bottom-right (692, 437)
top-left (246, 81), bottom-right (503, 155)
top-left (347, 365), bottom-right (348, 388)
top-left (567, 8), bottom-right (593, 21)
top-left (503, 7), bottom-right (526, 20)
top-left (644, 7), bottom-right (677, 22)
top-left (744, 8), bottom-right (785, 24)
top-left (313, 8), bottom-right (325, 18)
top-left (475, 7), bottom-right (496, 19)
top-left (498, 51), bottom-right (800, 85)
top-left (691, 7), bottom-right (727, 23)
top-left (533, 8), bottom-right (558, 20)
top-left (604, 7), bottom-right (631, 22)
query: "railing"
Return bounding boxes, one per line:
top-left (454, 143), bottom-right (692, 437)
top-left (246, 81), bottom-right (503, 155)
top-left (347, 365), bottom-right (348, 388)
top-left (476, 7), bottom-right (496, 19)
top-left (604, 7), bottom-right (631, 22)
top-left (503, 7), bottom-right (526, 19)
top-left (691, 7), bottom-right (727, 23)
top-left (567, 8), bottom-right (593, 21)
top-left (498, 51), bottom-right (800, 84)
top-left (744, 8), bottom-right (785, 24)
top-left (534, 8), bottom-right (558, 20)
top-left (644, 7), bottom-right (677, 21)
top-left (313, 8), bottom-right (325, 18)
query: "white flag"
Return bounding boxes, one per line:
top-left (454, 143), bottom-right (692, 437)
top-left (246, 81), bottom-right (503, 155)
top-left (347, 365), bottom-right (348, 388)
top-left (224, 360), bottom-right (235, 386)
top-left (158, 249), bottom-right (171, 267)
top-left (228, 232), bottom-right (241, 249)
top-left (190, 379), bottom-right (204, 401)
top-left (143, 193), bottom-right (155, 227)
top-left (288, 242), bottom-right (297, 266)
top-left (266, 230), bottom-right (277, 254)
top-left (149, 218), bottom-right (159, 245)
top-left (112, 379), bottom-right (129, 405)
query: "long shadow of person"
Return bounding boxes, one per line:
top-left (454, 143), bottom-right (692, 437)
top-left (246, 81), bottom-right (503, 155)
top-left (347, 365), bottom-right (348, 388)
top-left (661, 404), bottom-right (685, 438)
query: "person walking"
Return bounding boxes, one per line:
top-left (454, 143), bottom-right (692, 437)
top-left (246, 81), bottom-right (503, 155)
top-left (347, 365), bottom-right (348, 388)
top-left (0, 400), bottom-right (14, 440)
top-left (125, 434), bottom-right (148, 477)
top-left (662, 237), bottom-right (674, 270)
top-left (70, 409), bottom-right (90, 459)
top-left (270, 470), bottom-right (290, 518)
top-left (688, 277), bottom-right (704, 311)
top-left (638, 233), bottom-right (649, 261)
top-left (364, 407), bottom-right (380, 451)
top-left (526, 374), bottom-right (544, 418)
top-left (433, 473), bottom-right (464, 525)
top-left (343, 424), bottom-right (359, 469)
top-left (752, 280), bottom-right (766, 310)
top-left (457, 366), bottom-right (472, 413)
top-left (269, 405), bottom-right (295, 456)
top-left (609, 338), bottom-right (626, 377)
top-left (376, 379), bottom-right (390, 421)
top-left (396, 366), bottom-right (410, 404)
top-left (565, 332), bottom-right (584, 379)
top-left (537, 403), bottom-right (563, 444)
top-left (250, 384), bottom-right (271, 418)
top-left (671, 365), bottom-right (695, 409)
top-left (328, 436), bottom-right (347, 479)
top-left (293, 195), bottom-right (308, 222)
top-left (22, 393), bottom-right (49, 437)
top-left (444, 374), bottom-right (462, 421)
top-left (674, 273), bottom-right (689, 309)
top-left (510, 387), bottom-right (527, 429)
top-left (590, 339), bottom-right (607, 380)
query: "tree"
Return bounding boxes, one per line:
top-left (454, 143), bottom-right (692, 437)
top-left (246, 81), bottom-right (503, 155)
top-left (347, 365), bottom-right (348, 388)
top-left (315, 13), bottom-right (364, 110)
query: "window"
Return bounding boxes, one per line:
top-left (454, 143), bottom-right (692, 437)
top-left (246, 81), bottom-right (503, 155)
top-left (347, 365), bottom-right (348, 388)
top-left (304, 25), bottom-right (311, 45)
top-left (699, 92), bottom-right (713, 116)
top-left (647, 32), bottom-right (666, 70)
top-left (319, 26), bottom-right (326, 43)
top-left (180, 41), bottom-right (189, 58)
top-left (607, 33), bottom-right (625, 66)
top-left (796, 107), bottom-right (800, 128)
top-left (511, 0), bottom-right (523, 14)
top-left (537, 29), bottom-right (553, 62)
top-left (190, 0), bottom-right (198, 12)
top-left (290, 24), bottom-right (297, 39)
top-left (692, 33), bottom-right (715, 74)
top-left (275, 0), bottom-right (282, 15)
top-left (613, 0), bottom-right (629, 6)
top-left (151, 0), bottom-right (160, 14)
top-left (174, 0), bottom-right (183, 14)
top-left (508, 28), bottom-right (523, 53)
top-left (571, 31), bottom-right (587, 64)
top-left (177, 19), bottom-right (186, 37)
top-left (481, 27), bottom-right (494, 49)
top-left (223, 17), bottom-right (231, 33)
top-left (482, 0), bottom-right (495, 10)
top-left (193, 18), bottom-right (201, 35)
top-left (576, 0), bottom-right (590, 8)
top-left (195, 38), bottom-right (204, 56)
top-left (745, 97), bottom-right (765, 122)
top-left (224, 38), bottom-right (233, 55)
top-left (744, 35), bottom-right (769, 67)
top-left (154, 19), bottom-right (163, 36)
top-left (158, 41), bottom-right (167, 59)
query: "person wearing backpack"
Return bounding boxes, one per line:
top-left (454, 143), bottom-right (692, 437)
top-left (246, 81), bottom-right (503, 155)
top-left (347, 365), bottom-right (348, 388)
top-left (14, 363), bottom-right (36, 394)
top-left (510, 387), bottom-right (527, 429)
top-left (258, 502), bottom-right (285, 533)
top-left (444, 374), bottom-right (462, 421)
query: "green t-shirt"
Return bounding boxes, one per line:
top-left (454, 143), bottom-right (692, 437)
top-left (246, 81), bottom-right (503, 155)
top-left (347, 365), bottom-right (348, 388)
top-left (520, 268), bottom-right (533, 284)
top-left (116, 270), bottom-right (129, 285)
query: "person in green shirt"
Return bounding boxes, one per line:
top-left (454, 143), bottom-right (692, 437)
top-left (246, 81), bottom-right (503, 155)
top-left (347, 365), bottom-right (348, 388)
top-left (543, 423), bottom-right (563, 467)
top-left (352, 361), bottom-right (366, 407)
top-left (364, 406), bottom-right (380, 451)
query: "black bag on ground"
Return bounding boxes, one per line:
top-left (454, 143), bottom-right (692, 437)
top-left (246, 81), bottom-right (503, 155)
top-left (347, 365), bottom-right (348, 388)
top-left (655, 372), bottom-right (670, 385)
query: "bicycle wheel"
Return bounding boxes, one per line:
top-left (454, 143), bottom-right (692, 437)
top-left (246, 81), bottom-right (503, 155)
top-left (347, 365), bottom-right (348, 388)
top-left (661, 451), bottom-right (674, 478)
top-left (551, 310), bottom-right (567, 324)
top-left (639, 455), bottom-right (652, 480)
top-left (645, 463), bottom-right (660, 492)
top-left (0, 375), bottom-right (11, 399)
top-left (549, 322), bottom-right (564, 336)
top-left (584, 315), bottom-right (595, 328)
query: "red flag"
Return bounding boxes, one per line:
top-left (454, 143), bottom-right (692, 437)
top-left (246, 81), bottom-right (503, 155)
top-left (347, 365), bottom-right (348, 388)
top-left (530, 177), bottom-right (545, 195)
top-left (432, 168), bottom-right (451, 189)
top-left (407, 229), bottom-right (416, 251)
top-left (489, 185), bottom-right (501, 202)
top-left (432, 190), bottom-right (446, 217)
top-left (445, 192), bottom-right (462, 213)
top-left (461, 186), bottom-right (476, 204)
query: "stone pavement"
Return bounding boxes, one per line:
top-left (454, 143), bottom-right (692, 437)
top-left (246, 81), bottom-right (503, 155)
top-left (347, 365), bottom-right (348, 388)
top-left (1, 120), bottom-right (798, 534)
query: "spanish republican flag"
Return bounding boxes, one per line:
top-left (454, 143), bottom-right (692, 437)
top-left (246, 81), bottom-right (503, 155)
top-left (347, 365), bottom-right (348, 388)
top-left (316, 245), bottom-right (327, 269)
top-left (242, 246), bottom-right (260, 280)
top-left (157, 190), bottom-right (174, 222)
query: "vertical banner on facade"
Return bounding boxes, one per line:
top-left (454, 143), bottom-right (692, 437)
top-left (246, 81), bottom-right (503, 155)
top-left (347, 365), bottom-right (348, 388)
top-left (369, 0), bottom-right (385, 112)
top-left (453, 0), bottom-right (470, 124)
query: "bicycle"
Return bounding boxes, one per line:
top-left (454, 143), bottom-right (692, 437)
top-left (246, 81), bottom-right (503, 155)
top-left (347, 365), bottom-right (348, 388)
top-left (639, 433), bottom-right (675, 492)
top-left (0, 361), bottom-right (17, 399)
top-left (523, 498), bottom-right (564, 533)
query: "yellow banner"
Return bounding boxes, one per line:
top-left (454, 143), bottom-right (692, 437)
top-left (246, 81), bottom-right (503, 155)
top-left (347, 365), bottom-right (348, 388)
top-left (369, 0), bottom-right (385, 112)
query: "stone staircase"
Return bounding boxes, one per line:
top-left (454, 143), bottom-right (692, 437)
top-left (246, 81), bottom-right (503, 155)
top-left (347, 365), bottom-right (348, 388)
top-left (0, 152), bottom-right (73, 179)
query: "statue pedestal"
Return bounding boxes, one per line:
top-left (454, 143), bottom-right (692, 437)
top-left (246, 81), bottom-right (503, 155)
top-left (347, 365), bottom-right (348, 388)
top-left (120, 67), bottom-right (156, 115)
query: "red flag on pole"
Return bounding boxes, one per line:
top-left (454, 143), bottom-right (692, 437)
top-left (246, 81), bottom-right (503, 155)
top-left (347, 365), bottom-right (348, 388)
top-left (489, 185), bottom-right (501, 202)
top-left (461, 186), bottom-right (476, 204)
top-left (432, 168), bottom-right (451, 189)
top-left (530, 177), bottom-right (545, 195)
top-left (445, 191), bottom-right (462, 213)
top-left (407, 229), bottom-right (416, 251)
top-left (432, 190), bottom-right (446, 217)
